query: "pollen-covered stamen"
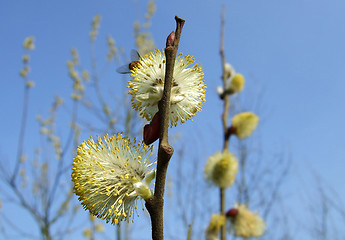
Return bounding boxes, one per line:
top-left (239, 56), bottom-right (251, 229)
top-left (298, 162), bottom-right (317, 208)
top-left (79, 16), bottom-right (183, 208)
top-left (128, 49), bottom-right (206, 127)
top-left (228, 203), bottom-right (266, 238)
top-left (204, 150), bottom-right (238, 188)
top-left (71, 133), bottom-right (156, 225)
top-left (230, 112), bottom-right (259, 139)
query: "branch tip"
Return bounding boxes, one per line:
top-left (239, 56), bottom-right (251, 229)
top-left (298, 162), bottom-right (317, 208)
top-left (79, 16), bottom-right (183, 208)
top-left (175, 16), bottom-right (185, 24)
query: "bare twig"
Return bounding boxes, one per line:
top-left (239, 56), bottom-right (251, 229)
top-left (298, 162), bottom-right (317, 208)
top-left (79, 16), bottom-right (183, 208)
top-left (145, 16), bottom-right (185, 240)
top-left (12, 50), bottom-right (31, 184)
top-left (220, 7), bottom-right (229, 240)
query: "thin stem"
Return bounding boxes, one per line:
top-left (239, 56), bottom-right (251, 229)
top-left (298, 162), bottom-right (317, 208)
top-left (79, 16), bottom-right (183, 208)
top-left (220, 187), bottom-right (226, 238)
top-left (48, 100), bottom-right (79, 220)
top-left (220, 6), bottom-right (229, 240)
top-left (90, 40), bottom-right (111, 124)
top-left (145, 16), bottom-right (185, 240)
top-left (186, 224), bottom-right (192, 240)
top-left (12, 65), bottom-right (30, 184)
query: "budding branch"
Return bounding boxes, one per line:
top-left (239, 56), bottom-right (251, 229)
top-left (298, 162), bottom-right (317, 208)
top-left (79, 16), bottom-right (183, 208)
top-left (145, 16), bottom-right (185, 240)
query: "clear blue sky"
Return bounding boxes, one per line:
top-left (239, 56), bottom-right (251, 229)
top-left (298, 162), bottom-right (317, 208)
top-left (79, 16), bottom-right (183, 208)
top-left (1, 0), bottom-right (345, 239)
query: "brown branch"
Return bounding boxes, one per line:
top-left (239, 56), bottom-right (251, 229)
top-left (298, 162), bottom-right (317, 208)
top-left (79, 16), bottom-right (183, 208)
top-left (220, 6), bottom-right (229, 240)
top-left (12, 53), bottom-right (31, 184)
top-left (145, 16), bottom-right (185, 240)
top-left (220, 7), bottom-right (230, 151)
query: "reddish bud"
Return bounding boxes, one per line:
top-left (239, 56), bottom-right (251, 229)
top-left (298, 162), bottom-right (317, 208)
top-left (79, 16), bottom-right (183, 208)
top-left (225, 125), bottom-right (235, 140)
top-left (226, 208), bottom-right (239, 218)
top-left (228, 125), bottom-right (236, 136)
top-left (143, 112), bottom-right (160, 145)
top-left (166, 31), bottom-right (175, 47)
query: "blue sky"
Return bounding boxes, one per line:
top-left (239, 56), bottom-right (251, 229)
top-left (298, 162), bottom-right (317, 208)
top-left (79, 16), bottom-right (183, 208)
top-left (1, 0), bottom-right (345, 239)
